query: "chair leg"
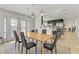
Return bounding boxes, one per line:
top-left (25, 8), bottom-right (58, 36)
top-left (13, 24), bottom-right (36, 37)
top-left (35, 40), bottom-right (38, 54)
top-left (21, 44), bottom-right (23, 54)
top-left (41, 42), bottom-right (42, 54)
top-left (35, 46), bottom-right (37, 54)
top-left (15, 42), bottom-right (17, 49)
top-left (18, 43), bottom-right (20, 52)
top-left (55, 47), bottom-right (57, 54)
top-left (26, 48), bottom-right (27, 54)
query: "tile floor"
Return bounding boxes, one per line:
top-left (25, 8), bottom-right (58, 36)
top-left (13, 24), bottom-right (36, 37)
top-left (0, 41), bottom-right (70, 54)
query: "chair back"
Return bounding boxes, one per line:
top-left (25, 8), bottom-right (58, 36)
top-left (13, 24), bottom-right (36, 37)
top-left (13, 31), bottom-right (19, 42)
top-left (52, 31), bottom-right (57, 35)
top-left (31, 29), bottom-right (38, 33)
top-left (42, 29), bottom-right (46, 34)
top-left (20, 32), bottom-right (27, 46)
top-left (52, 31), bottom-right (59, 47)
top-left (31, 30), bottom-right (35, 32)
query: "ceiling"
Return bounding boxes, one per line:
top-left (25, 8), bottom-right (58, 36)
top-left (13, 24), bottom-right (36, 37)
top-left (0, 4), bottom-right (79, 20)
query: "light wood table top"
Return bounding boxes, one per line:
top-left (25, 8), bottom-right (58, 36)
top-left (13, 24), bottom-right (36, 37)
top-left (25, 31), bottom-right (79, 53)
top-left (26, 32), bottom-right (54, 54)
top-left (26, 32), bottom-right (54, 42)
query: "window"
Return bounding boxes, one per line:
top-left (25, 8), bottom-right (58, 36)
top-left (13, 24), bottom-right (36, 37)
top-left (21, 20), bottom-right (25, 32)
top-left (11, 19), bottom-right (17, 37)
top-left (4, 18), bottom-right (6, 38)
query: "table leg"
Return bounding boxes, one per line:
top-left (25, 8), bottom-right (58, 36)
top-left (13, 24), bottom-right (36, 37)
top-left (35, 40), bottom-right (38, 54)
top-left (41, 42), bottom-right (44, 54)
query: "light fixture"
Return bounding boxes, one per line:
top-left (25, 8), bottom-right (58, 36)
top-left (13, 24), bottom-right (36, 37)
top-left (40, 9), bottom-right (45, 25)
top-left (31, 12), bottom-right (36, 19)
top-left (31, 4), bottom-right (36, 19)
top-left (40, 9), bottom-right (44, 16)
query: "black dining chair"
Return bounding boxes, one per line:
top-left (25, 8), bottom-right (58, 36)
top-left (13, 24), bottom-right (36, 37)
top-left (42, 29), bottom-right (46, 34)
top-left (43, 31), bottom-right (58, 54)
top-left (31, 30), bottom-right (35, 32)
top-left (13, 31), bottom-right (22, 51)
top-left (31, 29), bottom-right (38, 33)
top-left (20, 32), bottom-right (37, 54)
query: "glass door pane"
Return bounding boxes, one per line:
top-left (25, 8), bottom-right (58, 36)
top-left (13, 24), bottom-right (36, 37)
top-left (4, 18), bottom-right (6, 38)
top-left (21, 20), bottom-right (25, 33)
top-left (11, 19), bottom-right (17, 37)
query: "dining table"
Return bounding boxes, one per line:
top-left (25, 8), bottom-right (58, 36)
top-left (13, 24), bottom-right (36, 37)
top-left (26, 32), bottom-right (54, 54)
